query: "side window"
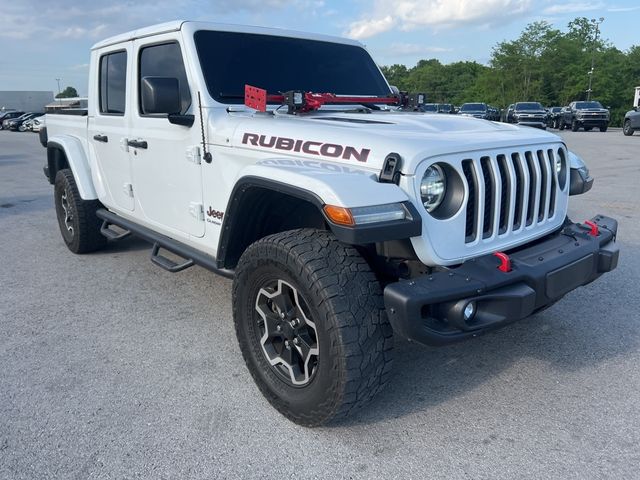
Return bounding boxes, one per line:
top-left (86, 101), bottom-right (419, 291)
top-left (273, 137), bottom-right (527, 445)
top-left (99, 51), bottom-right (127, 115)
top-left (139, 42), bottom-right (191, 115)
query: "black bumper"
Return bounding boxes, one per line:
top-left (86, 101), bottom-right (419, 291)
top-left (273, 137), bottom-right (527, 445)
top-left (384, 215), bottom-right (619, 346)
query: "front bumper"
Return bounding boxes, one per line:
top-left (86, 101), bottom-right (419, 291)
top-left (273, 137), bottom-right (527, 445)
top-left (384, 215), bottom-right (619, 346)
top-left (577, 117), bottom-right (609, 127)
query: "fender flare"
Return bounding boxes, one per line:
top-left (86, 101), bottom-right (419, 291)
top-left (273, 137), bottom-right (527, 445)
top-left (216, 170), bottom-right (421, 268)
top-left (47, 135), bottom-right (97, 200)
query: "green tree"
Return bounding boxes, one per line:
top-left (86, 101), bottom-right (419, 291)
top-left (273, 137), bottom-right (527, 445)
top-left (56, 86), bottom-right (79, 98)
top-left (378, 16), bottom-right (639, 125)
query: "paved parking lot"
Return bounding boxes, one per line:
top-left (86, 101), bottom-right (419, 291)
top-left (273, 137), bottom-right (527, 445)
top-left (1, 128), bottom-right (639, 479)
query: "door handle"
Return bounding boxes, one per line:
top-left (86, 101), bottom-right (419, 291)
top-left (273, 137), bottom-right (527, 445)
top-left (93, 134), bottom-right (108, 143)
top-left (127, 139), bottom-right (148, 149)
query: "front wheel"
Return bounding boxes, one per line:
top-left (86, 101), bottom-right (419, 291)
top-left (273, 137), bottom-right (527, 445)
top-left (599, 125), bottom-right (608, 132)
top-left (559, 120), bottom-right (565, 130)
top-left (54, 169), bottom-right (107, 254)
top-left (571, 120), bottom-right (580, 131)
top-left (233, 229), bottom-right (393, 426)
top-left (623, 120), bottom-right (634, 136)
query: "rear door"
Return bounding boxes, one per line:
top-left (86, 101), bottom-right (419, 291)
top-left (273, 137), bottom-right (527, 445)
top-left (88, 46), bottom-right (134, 211)
top-left (129, 35), bottom-right (204, 237)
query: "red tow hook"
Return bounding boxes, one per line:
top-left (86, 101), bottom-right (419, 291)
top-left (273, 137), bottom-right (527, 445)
top-left (493, 252), bottom-right (512, 272)
top-left (584, 220), bottom-right (599, 237)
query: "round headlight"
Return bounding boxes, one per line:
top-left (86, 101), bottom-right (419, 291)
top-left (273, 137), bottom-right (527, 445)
top-left (420, 164), bottom-right (446, 212)
top-left (554, 155), bottom-right (562, 174)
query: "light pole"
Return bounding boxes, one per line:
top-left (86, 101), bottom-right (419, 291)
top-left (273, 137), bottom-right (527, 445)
top-left (586, 17), bottom-right (604, 101)
top-left (55, 78), bottom-right (62, 107)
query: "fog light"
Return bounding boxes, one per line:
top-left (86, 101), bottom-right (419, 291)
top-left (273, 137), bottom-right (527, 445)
top-left (463, 301), bottom-right (476, 321)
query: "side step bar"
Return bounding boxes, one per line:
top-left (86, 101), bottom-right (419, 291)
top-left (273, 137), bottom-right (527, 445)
top-left (151, 243), bottom-right (194, 273)
top-left (100, 220), bottom-right (131, 240)
top-left (96, 209), bottom-right (234, 279)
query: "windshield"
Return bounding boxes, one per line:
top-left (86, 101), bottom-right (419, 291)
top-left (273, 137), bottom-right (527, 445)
top-left (460, 103), bottom-right (486, 111)
top-left (576, 101), bottom-right (603, 109)
top-left (515, 102), bottom-right (543, 111)
top-left (194, 31), bottom-right (390, 104)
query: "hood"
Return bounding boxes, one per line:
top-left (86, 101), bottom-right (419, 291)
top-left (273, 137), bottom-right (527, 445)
top-left (228, 110), bottom-right (563, 174)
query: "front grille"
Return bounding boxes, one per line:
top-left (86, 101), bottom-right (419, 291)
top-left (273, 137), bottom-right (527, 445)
top-left (463, 148), bottom-right (561, 243)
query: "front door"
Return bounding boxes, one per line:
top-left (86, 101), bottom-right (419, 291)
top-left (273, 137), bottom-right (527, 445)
top-left (129, 36), bottom-right (204, 237)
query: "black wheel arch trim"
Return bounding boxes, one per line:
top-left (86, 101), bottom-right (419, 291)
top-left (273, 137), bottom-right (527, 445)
top-left (216, 176), bottom-right (422, 269)
top-left (45, 140), bottom-right (69, 185)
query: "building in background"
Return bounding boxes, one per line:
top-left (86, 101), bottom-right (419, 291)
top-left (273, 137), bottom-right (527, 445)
top-left (44, 97), bottom-right (88, 112)
top-left (0, 91), bottom-right (54, 112)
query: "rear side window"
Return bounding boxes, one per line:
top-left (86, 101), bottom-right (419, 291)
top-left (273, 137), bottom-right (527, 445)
top-left (138, 42), bottom-right (191, 115)
top-left (99, 51), bottom-right (127, 115)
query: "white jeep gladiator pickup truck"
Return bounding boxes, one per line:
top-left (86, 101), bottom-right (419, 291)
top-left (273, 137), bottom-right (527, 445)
top-left (40, 21), bottom-right (619, 426)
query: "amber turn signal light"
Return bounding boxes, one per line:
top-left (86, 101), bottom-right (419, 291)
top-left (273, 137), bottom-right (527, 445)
top-left (323, 205), bottom-right (354, 226)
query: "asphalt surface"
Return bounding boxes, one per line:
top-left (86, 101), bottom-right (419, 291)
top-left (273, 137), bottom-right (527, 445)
top-left (1, 128), bottom-right (639, 479)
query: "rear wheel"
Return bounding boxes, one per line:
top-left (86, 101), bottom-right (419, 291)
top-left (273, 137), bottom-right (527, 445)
top-left (54, 169), bottom-right (107, 254)
top-left (623, 119), bottom-right (634, 136)
top-left (233, 229), bottom-right (393, 426)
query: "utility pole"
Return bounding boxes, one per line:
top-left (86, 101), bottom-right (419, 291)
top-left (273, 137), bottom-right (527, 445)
top-left (55, 78), bottom-right (62, 107)
top-left (586, 17), bottom-right (604, 101)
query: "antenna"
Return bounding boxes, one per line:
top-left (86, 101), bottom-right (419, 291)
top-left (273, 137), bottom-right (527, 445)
top-left (197, 91), bottom-right (212, 164)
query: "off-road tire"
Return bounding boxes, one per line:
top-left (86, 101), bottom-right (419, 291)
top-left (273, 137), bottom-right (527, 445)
top-left (623, 120), bottom-right (634, 136)
top-left (599, 125), bottom-right (608, 132)
top-left (54, 169), bottom-right (107, 254)
top-left (233, 228), bottom-right (394, 426)
top-left (571, 120), bottom-right (579, 131)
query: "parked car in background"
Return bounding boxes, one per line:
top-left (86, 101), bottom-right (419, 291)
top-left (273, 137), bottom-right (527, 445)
top-left (559, 101), bottom-right (609, 132)
top-left (420, 103), bottom-right (439, 113)
top-left (487, 105), bottom-right (501, 121)
top-left (547, 107), bottom-right (563, 128)
top-left (623, 106), bottom-right (640, 136)
top-left (458, 102), bottom-right (490, 119)
top-left (18, 113), bottom-right (44, 131)
top-left (31, 115), bottom-right (46, 133)
top-left (0, 110), bottom-right (25, 130)
top-left (510, 102), bottom-right (547, 129)
top-left (503, 104), bottom-right (515, 123)
top-left (8, 112), bottom-right (43, 131)
top-left (437, 103), bottom-right (455, 114)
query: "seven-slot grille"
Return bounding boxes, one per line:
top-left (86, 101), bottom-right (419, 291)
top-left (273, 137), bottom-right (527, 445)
top-left (461, 147), bottom-right (564, 243)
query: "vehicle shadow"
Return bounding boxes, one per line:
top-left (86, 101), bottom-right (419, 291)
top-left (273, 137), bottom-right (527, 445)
top-left (339, 259), bottom-right (637, 427)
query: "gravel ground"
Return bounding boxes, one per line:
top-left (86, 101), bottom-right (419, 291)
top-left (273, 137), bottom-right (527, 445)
top-left (1, 128), bottom-right (639, 479)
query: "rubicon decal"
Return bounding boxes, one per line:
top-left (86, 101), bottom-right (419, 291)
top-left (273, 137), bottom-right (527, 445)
top-left (242, 133), bottom-right (371, 163)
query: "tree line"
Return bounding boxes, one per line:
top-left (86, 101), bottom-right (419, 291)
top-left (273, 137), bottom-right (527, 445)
top-left (380, 17), bottom-right (640, 127)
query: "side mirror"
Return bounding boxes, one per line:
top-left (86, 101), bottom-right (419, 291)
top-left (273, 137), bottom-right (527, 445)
top-left (141, 77), bottom-right (181, 115)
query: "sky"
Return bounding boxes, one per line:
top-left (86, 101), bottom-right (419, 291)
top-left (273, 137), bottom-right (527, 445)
top-left (1, 0), bottom-right (639, 96)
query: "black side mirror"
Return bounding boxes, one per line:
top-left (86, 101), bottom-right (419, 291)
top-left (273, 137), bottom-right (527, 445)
top-left (141, 76), bottom-right (181, 115)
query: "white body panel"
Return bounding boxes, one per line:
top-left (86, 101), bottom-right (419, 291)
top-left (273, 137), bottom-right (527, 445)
top-left (47, 20), bottom-right (576, 266)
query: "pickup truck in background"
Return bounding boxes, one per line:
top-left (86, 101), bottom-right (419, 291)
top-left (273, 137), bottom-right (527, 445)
top-left (40, 21), bottom-right (619, 426)
top-left (558, 101), bottom-right (610, 132)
